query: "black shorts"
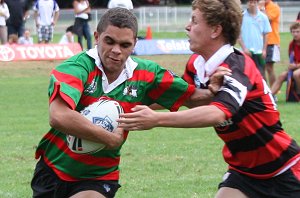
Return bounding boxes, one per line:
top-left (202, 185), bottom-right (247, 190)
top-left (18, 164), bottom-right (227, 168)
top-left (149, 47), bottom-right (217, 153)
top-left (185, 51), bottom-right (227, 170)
top-left (31, 159), bottom-right (121, 198)
top-left (218, 162), bottom-right (300, 198)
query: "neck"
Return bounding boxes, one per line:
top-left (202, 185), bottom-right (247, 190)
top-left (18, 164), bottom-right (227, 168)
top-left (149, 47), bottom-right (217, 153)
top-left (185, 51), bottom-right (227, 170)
top-left (104, 68), bottom-right (124, 84)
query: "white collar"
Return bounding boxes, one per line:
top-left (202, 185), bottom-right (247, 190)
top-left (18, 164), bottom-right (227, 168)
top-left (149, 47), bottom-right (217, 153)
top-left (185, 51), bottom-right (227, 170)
top-left (86, 46), bottom-right (138, 93)
top-left (194, 44), bottom-right (234, 84)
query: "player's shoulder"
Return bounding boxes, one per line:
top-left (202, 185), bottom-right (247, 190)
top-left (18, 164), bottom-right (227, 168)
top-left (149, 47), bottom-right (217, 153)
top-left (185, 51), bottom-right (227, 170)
top-left (131, 56), bottom-right (162, 70)
top-left (224, 48), bottom-right (246, 69)
top-left (61, 51), bottom-right (95, 70)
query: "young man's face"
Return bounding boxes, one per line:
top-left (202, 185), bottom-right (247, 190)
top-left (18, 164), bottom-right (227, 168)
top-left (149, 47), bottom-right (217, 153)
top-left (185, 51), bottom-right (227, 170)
top-left (291, 27), bottom-right (300, 42)
top-left (247, 0), bottom-right (258, 9)
top-left (185, 8), bottom-right (214, 56)
top-left (94, 25), bottom-right (136, 74)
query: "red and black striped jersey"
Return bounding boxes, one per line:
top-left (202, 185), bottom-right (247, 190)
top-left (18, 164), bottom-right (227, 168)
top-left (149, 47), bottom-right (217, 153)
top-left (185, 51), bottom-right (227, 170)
top-left (183, 49), bottom-right (300, 179)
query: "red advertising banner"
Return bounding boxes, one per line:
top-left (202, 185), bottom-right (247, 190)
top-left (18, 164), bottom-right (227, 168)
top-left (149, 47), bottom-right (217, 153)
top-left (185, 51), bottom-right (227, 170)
top-left (0, 43), bottom-right (82, 62)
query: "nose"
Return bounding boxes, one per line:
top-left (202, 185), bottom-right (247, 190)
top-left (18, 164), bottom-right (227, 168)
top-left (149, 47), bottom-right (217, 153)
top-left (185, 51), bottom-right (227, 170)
top-left (185, 21), bottom-right (191, 32)
top-left (112, 44), bottom-right (121, 54)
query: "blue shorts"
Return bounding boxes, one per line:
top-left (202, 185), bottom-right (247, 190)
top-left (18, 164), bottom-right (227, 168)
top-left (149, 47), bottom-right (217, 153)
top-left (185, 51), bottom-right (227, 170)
top-left (218, 162), bottom-right (300, 198)
top-left (31, 158), bottom-right (121, 198)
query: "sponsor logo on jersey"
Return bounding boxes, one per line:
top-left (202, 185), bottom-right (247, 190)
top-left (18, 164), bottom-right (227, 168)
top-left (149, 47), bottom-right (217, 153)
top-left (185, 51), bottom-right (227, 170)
top-left (215, 118), bottom-right (233, 131)
top-left (85, 79), bottom-right (97, 94)
top-left (123, 85), bottom-right (138, 97)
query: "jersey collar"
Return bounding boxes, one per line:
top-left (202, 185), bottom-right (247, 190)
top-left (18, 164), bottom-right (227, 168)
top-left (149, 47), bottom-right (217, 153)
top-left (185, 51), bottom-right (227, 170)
top-left (86, 46), bottom-right (138, 93)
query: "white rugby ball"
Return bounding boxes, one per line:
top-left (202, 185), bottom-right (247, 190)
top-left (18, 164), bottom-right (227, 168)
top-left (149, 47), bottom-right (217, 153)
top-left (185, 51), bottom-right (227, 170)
top-left (67, 99), bottom-right (124, 154)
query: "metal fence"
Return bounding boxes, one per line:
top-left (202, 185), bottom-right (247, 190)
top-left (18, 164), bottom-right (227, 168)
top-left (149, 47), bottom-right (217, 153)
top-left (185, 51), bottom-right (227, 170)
top-left (25, 4), bottom-right (300, 35)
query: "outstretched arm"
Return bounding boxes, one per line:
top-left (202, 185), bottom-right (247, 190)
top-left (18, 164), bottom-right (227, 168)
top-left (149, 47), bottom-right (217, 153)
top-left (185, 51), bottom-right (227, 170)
top-left (118, 104), bottom-right (226, 131)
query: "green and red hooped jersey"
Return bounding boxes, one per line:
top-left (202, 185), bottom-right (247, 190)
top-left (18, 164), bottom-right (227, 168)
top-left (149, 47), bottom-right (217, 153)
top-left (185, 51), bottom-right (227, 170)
top-left (35, 51), bottom-right (195, 181)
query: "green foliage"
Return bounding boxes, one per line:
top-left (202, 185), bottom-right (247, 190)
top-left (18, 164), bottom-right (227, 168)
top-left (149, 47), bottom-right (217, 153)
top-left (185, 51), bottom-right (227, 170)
top-left (0, 32), bottom-right (299, 198)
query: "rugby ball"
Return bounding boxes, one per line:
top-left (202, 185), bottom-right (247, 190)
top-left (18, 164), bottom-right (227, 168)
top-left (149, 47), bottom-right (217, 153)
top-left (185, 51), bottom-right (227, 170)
top-left (67, 99), bottom-right (124, 154)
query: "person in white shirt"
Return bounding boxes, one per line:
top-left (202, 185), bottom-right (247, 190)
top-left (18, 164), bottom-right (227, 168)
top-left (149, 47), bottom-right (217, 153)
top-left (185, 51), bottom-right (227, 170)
top-left (73, 0), bottom-right (92, 50)
top-left (33, 0), bottom-right (60, 43)
top-left (18, 29), bottom-right (34, 45)
top-left (0, 0), bottom-right (10, 44)
top-left (59, 25), bottom-right (74, 44)
top-left (107, 0), bottom-right (133, 10)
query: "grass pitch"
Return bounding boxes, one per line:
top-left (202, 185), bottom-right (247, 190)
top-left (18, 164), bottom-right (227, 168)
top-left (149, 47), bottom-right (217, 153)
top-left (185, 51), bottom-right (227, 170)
top-left (0, 33), bottom-right (299, 198)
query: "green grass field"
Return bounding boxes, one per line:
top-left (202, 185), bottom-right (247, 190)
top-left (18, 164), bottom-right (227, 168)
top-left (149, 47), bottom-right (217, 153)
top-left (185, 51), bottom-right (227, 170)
top-left (0, 32), bottom-right (299, 198)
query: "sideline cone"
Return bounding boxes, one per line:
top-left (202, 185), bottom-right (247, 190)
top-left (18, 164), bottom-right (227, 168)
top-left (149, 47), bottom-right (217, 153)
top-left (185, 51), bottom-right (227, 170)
top-left (145, 26), bottom-right (152, 40)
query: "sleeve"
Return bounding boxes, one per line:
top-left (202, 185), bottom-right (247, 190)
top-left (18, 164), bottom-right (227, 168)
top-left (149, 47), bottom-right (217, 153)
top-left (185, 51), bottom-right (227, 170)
top-left (263, 14), bottom-right (272, 34)
top-left (48, 60), bottom-right (88, 110)
top-left (54, 1), bottom-right (60, 11)
top-left (182, 53), bottom-right (198, 85)
top-left (3, 4), bottom-right (9, 19)
top-left (147, 63), bottom-right (195, 112)
top-left (266, 4), bottom-right (280, 21)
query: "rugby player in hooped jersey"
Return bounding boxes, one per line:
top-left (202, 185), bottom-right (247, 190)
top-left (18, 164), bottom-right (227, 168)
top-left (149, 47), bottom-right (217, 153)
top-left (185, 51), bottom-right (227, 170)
top-left (30, 7), bottom-right (229, 198)
top-left (118, 0), bottom-right (300, 197)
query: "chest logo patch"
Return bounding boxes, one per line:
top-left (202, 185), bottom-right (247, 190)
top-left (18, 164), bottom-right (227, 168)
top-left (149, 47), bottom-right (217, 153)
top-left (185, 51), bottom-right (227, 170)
top-left (123, 85), bottom-right (138, 97)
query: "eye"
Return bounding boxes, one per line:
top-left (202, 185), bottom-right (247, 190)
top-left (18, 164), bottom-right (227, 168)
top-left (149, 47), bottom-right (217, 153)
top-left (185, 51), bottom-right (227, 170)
top-left (191, 16), bottom-right (197, 25)
top-left (104, 37), bottom-right (114, 45)
top-left (121, 43), bottom-right (132, 49)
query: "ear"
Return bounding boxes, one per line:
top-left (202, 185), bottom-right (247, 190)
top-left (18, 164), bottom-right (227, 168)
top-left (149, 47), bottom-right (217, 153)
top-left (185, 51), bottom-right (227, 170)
top-left (211, 25), bottom-right (223, 39)
top-left (94, 31), bottom-right (99, 42)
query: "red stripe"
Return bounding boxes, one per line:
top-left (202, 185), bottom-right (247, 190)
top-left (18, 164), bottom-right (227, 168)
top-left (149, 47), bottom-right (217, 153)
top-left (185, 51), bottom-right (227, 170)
top-left (229, 154), bottom-right (300, 179)
top-left (51, 70), bottom-right (84, 92)
top-left (170, 84), bottom-right (195, 112)
top-left (217, 110), bottom-right (279, 142)
top-left (49, 82), bottom-right (76, 110)
top-left (79, 95), bottom-right (99, 107)
top-left (224, 131), bottom-right (292, 168)
top-left (87, 67), bottom-right (101, 84)
top-left (148, 70), bottom-right (173, 100)
top-left (44, 133), bottom-right (120, 167)
top-left (129, 70), bottom-right (155, 83)
top-left (211, 102), bottom-right (232, 119)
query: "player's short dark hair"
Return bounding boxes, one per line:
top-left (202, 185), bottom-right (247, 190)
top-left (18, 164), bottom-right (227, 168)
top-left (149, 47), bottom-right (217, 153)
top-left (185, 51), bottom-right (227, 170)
top-left (97, 7), bottom-right (138, 38)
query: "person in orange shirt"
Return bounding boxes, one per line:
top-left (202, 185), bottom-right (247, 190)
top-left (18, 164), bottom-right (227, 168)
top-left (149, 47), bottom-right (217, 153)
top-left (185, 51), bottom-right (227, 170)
top-left (261, 0), bottom-right (281, 87)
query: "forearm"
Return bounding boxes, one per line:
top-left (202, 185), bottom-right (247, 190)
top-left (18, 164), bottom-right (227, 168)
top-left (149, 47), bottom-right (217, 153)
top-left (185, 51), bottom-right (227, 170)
top-left (184, 88), bottom-right (213, 108)
top-left (49, 97), bottom-right (122, 148)
top-left (156, 105), bottom-right (226, 128)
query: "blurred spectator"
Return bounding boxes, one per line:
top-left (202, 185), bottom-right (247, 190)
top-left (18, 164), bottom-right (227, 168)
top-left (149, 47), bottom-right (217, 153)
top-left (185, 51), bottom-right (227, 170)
top-left (263, 0), bottom-right (281, 87)
top-left (0, 0), bottom-right (9, 44)
top-left (5, 0), bottom-right (31, 38)
top-left (73, 0), bottom-right (92, 50)
top-left (8, 34), bottom-right (18, 45)
top-left (108, 0), bottom-right (133, 10)
top-left (238, 0), bottom-right (271, 79)
top-left (33, 0), bottom-right (60, 44)
top-left (271, 21), bottom-right (300, 102)
top-left (297, 11), bottom-right (300, 21)
top-left (18, 29), bottom-right (33, 45)
top-left (59, 25), bottom-right (74, 44)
